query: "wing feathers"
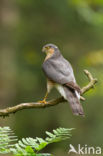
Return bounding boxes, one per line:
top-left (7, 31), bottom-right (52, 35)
top-left (64, 82), bottom-right (81, 93)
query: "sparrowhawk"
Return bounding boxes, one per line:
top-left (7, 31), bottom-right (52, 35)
top-left (41, 43), bottom-right (84, 116)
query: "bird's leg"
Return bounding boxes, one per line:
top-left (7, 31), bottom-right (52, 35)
top-left (38, 79), bottom-right (53, 104)
top-left (38, 91), bottom-right (48, 104)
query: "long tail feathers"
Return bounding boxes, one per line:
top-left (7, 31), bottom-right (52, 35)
top-left (63, 86), bottom-right (84, 116)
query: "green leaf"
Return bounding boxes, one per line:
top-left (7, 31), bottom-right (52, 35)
top-left (45, 132), bottom-right (56, 138)
top-left (36, 153), bottom-right (53, 156)
top-left (25, 146), bottom-right (36, 155)
top-left (0, 127), bottom-right (17, 154)
top-left (0, 126), bottom-right (73, 155)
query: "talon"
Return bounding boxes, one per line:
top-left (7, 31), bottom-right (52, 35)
top-left (38, 99), bottom-right (47, 104)
top-left (38, 91), bottom-right (48, 104)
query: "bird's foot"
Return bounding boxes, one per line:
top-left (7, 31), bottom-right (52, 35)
top-left (38, 99), bottom-right (47, 104)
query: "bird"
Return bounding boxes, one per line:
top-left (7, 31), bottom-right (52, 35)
top-left (40, 43), bottom-right (84, 116)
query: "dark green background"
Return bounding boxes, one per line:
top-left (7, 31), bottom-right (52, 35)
top-left (0, 0), bottom-right (103, 155)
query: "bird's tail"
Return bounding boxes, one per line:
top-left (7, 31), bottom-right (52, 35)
top-left (63, 86), bottom-right (84, 116)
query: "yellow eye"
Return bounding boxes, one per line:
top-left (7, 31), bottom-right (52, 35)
top-left (46, 46), bottom-right (50, 49)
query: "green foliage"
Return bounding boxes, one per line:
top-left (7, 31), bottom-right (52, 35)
top-left (70, 0), bottom-right (103, 25)
top-left (0, 127), bottom-right (18, 154)
top-left (0, 127), bottom-right (73, 156)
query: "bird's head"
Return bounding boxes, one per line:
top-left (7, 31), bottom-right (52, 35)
top-left (42, 43), bottom-right (59, 56)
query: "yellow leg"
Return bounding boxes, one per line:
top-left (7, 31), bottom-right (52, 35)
top-left (38, 91), bottom-right (48, 104)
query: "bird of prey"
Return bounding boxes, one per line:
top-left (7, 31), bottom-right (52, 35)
top-left (41, 43), bottom-right (84, 116)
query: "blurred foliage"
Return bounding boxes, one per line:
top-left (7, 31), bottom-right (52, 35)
top-left (0, 0), bottom-right (103, 155)
top-left (70, 0), bottom-right (103, 25)
top-left (0, 127), bottom-right (72, 156)
top-left (86, 50), bottom-right (103, 65)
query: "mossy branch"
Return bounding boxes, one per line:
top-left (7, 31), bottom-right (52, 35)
top-left (0, 70), bottom-right (97, 117)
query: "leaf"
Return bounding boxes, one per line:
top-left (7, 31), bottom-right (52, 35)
top-left (45, 132), bottom-right (56, 138)
top-left (25, 146), bottom-right (36, 155)
top-left (0, 127), bottom-right (73, 155)
top-left (0, 127), bottom-right (17, 154)
top-left (36, 153), bottom-right (53, 156)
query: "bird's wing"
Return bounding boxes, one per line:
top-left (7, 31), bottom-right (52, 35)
top-left (42, 56), bottom-right (79, 89)
top-left (64, 82), bottom-right (81, 93)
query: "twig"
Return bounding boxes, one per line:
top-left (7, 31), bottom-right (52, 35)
top-left (81, 70), bottom-right (97, 94)
top-left (0, 70), bottom-right (97, 117)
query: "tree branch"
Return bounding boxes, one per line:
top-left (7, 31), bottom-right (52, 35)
top-left (0, 70), bottom-right (97, 117)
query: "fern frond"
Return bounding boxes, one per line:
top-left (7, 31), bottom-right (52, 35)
top-left (45, 127), bottom-right (74, 143)
top-left (0, 127), bottom-right (17, 154)
top-left (10, 127), bottom-right (73, 155)
top-left (10, 137), bottom-right (48, 155)
top-left (0, 127), bottom-right (73, 156)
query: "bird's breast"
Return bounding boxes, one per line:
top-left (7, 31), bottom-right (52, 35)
top-left (44, 49), bottom-right (54, 61)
